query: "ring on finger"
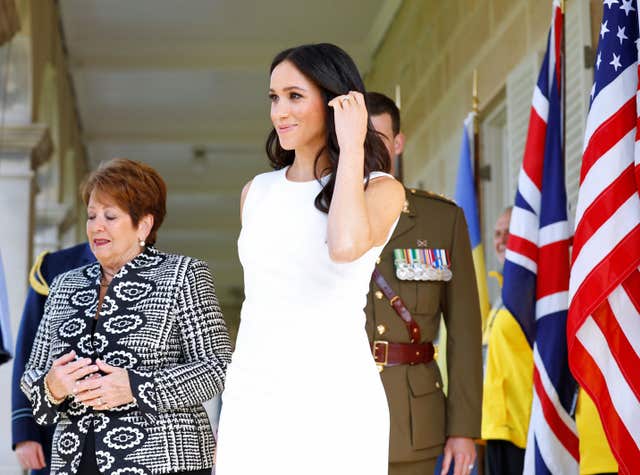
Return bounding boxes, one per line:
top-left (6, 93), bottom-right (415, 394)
top-left (468, 464), bottom-right (474, 471)
top-left (340, 95), bottom-right (350, 104)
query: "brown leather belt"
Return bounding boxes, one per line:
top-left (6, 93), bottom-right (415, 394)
top-left (371, 340), bottom-right (435, 366)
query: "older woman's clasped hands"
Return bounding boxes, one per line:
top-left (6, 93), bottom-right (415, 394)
top-left (44, 350), bottom-right (98, 402)
top-left (73, 358), bottom-right (134, 410)
top-left (46, 350), bottom-right (134, 410)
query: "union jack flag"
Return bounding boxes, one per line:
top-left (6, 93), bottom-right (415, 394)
top-left (502, 1), bottom-right (579, 473)
top-left (568, 1), bottom-right (640, 474)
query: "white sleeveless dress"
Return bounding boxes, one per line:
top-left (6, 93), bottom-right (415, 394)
top-left (215, 167), bottom-right (398, 475)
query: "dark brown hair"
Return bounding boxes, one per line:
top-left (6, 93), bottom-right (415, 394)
top-left (266, 43), bottom-right (391, 213)
top-left (81, 158), bottom-right (167, 245)
top-left (366, 91), bottom-right (401, 135)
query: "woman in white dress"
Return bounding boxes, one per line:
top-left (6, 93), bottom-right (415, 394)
top-left (215, 43), bottom-right (405, 475)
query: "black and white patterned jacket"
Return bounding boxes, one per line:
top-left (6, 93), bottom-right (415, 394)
top-left (21, 247), bottom-right (232, 475)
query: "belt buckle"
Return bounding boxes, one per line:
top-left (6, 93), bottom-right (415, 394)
top-left (373, 340), bottom-right (389, 366)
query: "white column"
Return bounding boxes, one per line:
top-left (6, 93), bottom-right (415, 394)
top-left (0, 124), bottom-right (51, 475)
top-left (33, 200), bottom-right (72, 257)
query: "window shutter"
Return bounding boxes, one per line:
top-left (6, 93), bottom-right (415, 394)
top-left (506, 53), bottom-right (539, 201)
top-left (0, 0), bottom-right (20, 46)
top-left (565, 0), bottom-right (593, 225)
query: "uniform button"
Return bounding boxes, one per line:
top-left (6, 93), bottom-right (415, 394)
top-left (376, 324), bottom-right (387, 336)
top-left (375, 290), bottom-right (384, 300)
top-left (376, 257), bottom-right (381, 265)
top-left (435, 381), bottom-right (441, 389)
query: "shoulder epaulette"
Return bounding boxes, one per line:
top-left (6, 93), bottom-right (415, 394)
top-left (408, 188), bottom-right (457, 205)
top-left (29, 251), bottom-right (51, 296)
top-left (488, 270), bottom-right (503, 289)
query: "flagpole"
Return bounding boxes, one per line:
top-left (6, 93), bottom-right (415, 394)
top-left (561, 0), bottom-right (580, 421)
top-left (561, 0), bottom-right (566, 198)
top-left (472, 69), bottom-right (482, 230)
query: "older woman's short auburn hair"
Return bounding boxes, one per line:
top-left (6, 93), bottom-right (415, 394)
top-left (81, 158), bottom-right (167, 245)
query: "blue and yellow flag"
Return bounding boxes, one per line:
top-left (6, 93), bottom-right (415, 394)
top-left (454, 113), bottom-right (490, 330)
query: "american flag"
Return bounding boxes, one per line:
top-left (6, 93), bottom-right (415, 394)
top-left (502, 1), bottom-right (579, 473)
top-left (567, 1), bottom-right (640, 474)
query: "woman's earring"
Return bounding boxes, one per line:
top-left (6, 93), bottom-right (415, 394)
top-left (139, 239), bottom-right (146, 247)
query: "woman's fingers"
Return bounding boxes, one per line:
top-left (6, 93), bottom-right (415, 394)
top-left (328, 95), bottom-right (348, 109)
top-left (95, 358), bottom-right (117, 374)
top-left (69, 363), bottom-right (99, 381)
top-left (73, 374), bottom-right (102, 394)
top-left (329, 93), bottom-right (362, 110)
top-left (60, 357), bottom-right (93, 375)
top-left (75, 387), bottom-right (103, 402)
top-left (348, 90), bottom-right (363, 105)
top-left (81, 395), bottom-right (104, 407)
top-left (329, 92), bottom-right (368, 153)
top-left (52, 350), bottom-right (76, 367)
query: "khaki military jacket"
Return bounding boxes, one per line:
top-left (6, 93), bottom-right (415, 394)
top-left (365, 188), bottom-right (483, 463)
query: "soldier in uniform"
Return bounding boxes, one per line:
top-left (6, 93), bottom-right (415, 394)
top-left (365, 92), bottom-right (482, 475)
top-left (11, 243), bottom-right (95, 475)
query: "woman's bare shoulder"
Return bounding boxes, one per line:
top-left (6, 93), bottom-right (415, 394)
top-left (240, 179), bottom-right (254, 220)
top-left (241, 179), bottom-right (253, 201)
top-left (367, 174), bottom-right (405, 205)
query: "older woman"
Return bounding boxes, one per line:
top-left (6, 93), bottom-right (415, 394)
top-left (21, 158), bottom-right (232, 475)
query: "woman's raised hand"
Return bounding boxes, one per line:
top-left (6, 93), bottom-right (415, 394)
top-left (328, 91), bottom-right (368, 156)
top-left (45, 350), bottom-right (98, 400)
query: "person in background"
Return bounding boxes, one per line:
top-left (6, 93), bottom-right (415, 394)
top-left (11, 243), bottom-right (95, 475)
top-left (481, 207), bottom-right (534, 475)
top-left (365, 91), bottom-right (482, 475)
top-left (21, 158), bottom-right (232, 475)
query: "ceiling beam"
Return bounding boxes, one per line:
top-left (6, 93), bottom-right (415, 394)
top-left (365, 0), bottom-right (403, 59)
top-left (82, 121), bottom-right (269, 143)
top-left (86, 133), bottom-right (266, 147)
top-left (66, 39), bottom-right (375, 72)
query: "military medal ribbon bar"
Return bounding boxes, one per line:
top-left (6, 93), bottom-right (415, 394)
top-left (393, 248), bottom-right (452, 281)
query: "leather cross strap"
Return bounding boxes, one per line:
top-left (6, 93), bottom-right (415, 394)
top-left (372, 268), bottom-right (421, 343)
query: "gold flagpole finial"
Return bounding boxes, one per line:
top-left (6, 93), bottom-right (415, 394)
top-left (472, 69), bottom-right (479, 114)
top-left (560, 0), bottom-right (565, 13)
top-left (394, 84), bottom-right (402, 110)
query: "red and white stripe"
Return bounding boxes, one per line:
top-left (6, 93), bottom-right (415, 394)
top-left (567, 5), bottom-right (640, 475)
top-left (524, 347), bottom-right (580, 473)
